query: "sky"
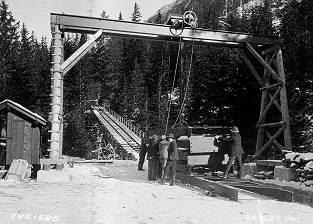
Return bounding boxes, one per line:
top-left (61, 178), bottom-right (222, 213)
top-left (6, 0), bottom-right (173, 40)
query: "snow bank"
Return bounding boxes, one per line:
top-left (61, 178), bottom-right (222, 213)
top-left (37, 164), bottom-right (101, 183)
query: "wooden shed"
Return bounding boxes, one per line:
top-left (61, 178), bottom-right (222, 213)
top-left (0, 100), bottom-right (46, 167)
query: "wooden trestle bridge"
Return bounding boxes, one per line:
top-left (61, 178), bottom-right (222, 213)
top-left (92, 106), bottom-right (142, 160)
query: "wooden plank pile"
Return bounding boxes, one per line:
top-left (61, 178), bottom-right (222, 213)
top-left (282, 152), bottom-right (313, 187)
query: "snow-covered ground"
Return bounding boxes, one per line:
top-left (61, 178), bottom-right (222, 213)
top-left (0, 160), bottom-right (313, 224)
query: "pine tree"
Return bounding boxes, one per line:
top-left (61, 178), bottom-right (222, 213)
top-left (118, 12), bottom-right (123, 20)
top-left (0, 0), bottom-right (19, 101)
top-left (131, 2), bottom-right (141, 22)
top-left (100, 10), bottom-right (109, 18)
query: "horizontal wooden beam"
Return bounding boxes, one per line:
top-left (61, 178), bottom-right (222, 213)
top-left (51, 13), bottom-right (282, 47)
top-left (176, 172), bottom-right (239, 201)
top-left (256, 121), bottom-right (285, 128)
top-left (260, 83), bottom-right (282, 91)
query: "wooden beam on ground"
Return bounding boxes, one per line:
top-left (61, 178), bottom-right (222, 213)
top-left (257, 86), bottom-right (282, 125)
top-left (246, 43), bottom-right (282, 82)
top-left (265, 131), bottom-right (284, 151)
top-left (61, 29), bottom-right (103, 75)
top-left (176, 172), bottom-right (239, 201)
top-left (233, 185), bottom-right (293, 202)
top-left (253, 125), bottom-right (286, 159)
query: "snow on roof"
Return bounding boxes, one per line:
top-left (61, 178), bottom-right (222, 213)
top-left (0, 99), bottom-right (47, 125)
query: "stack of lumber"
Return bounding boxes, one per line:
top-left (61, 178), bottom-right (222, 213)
top-left (282, 152), bottom-right (313, 187)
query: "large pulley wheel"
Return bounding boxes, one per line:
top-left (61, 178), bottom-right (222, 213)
top-left (169, 18), bottom-right (184, 36)
top-left (183, 11), bottom-right (198, 29)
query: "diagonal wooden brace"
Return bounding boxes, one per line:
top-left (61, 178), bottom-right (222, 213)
top-left (265, 131), bottom-right (284, 151)
top-left (246, 43), bottom-right (282, 83)
top-left (61, 29), bottom-right (103, 75)
top-left (253, 124), bottom-right (286, 160)
top-left (257, 86), bottom-right (282, 125)
top-left (237, 49), bottom-right (281, 111)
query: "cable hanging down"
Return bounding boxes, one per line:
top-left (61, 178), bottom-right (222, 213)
top-left (171, 40), bottom-right (195, 129)
top-left (165, 36), bottom-right (182, 135)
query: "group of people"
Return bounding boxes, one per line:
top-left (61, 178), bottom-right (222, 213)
top-left (138, 125), bottom-right (244, 182)
top-left (138, 133), bottom-right (178, 186)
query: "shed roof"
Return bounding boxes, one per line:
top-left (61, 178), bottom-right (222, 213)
top-left (0, 99), bottom-right (47, 126)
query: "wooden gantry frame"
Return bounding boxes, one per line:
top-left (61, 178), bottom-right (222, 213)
top-left (49, 13), bottom-right (292, 160)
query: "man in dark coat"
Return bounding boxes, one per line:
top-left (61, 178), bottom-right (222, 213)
top-left (138, 134), bottom-right (149, 171)
top-left (147, 134), bottom-right (159, 180)
top-left (223, 126), bottom-right (244, 178)
top-left (161, 133), bottom-right (178, 186)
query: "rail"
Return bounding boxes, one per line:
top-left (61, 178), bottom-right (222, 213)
top-left (106, 107), bottom-right (145, 139)
top-left (96, 107), bottom-right (141, 150)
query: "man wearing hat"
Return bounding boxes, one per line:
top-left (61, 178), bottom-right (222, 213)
top-left (223, 126), bottom-right (244, 178)
top-left (161, 133), bottom-right (178, 185)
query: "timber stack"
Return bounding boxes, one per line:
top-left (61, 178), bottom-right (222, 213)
top-left (282, 152), bottom-right (313, 187)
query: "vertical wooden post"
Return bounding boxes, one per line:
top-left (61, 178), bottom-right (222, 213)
top-left (59, 36), bottom-right (64, 157)
top-left (256, 55), bottom-right (270, 153)
top-left (49, 25), bottom-right (63, 159)
top-left (276, 48), bottom-right (292, 151)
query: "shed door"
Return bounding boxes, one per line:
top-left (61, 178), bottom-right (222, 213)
top-left (6, 113), bottom-right (24, 164)
top-left (6, 113), bottom-right (36, 165)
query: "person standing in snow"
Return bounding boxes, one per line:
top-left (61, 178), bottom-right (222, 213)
top-left (158, 135), bottom-right (170, 181)
top-left (138, 133), bottom-right (149, 171)
top-left (223, 126), bottom-right (244, 178)
top-left (161, 133), bottom-right (178, 186)
top-left (147, 134), bottom-right (159, 180)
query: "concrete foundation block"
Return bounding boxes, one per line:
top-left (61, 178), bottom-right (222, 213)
top-left (242, 163), bottom-right (260, 177)
top-left (274, 166), bottom-right (297, 182)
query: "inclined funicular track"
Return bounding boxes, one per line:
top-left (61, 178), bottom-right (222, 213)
top-left (93, 106), bottom-right (140, 156)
